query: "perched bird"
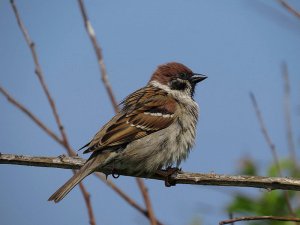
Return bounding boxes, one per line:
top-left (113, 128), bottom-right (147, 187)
top-left (48, 62), bottom-right (207, 203)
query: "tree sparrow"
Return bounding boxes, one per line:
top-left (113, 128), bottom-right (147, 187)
top-left (49, 62), bottom-right (207, 202)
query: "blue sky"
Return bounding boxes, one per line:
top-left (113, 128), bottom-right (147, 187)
top-left (1, 1), bottom-right (300, 225)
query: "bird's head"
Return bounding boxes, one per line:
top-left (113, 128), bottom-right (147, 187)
top-left (149, 62), bottom-right (207, 97)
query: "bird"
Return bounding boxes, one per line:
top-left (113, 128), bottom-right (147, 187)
top-left (48, 62), bottom-right (207, 203)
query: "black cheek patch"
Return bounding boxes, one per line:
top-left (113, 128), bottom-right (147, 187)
top-left (170, 80), bottom-right (187, 91)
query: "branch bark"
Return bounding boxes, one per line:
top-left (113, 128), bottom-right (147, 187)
top-left (220, 215), bottom-right (300, 225)
top-left (2, 153), bottom-right (300, 191)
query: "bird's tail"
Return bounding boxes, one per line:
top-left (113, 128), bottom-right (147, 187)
top-left (48, 154), bottom-right (104, 203)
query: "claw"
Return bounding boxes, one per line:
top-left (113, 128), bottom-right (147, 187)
top-left (103, 172), bottom-right (109, 180)
top-left (58, 154), bottom-right (66, 162)
top-left (156, 167), bottom-right (179, 187)
top-left (112, 168), bottom-right (120, 179)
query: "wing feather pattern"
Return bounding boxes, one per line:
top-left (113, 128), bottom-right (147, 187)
top-left (83, 87), bottom-right (177, 153)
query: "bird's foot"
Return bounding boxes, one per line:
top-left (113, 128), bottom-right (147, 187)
top-left (156, 167), bottom-right (181, 187)
top-left (111, 167), bottom-right (120, 179)
top-left (58, 154), bottom-right (67, 162)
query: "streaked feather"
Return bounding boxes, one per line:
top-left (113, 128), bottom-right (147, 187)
top-left (83, 87), bottom-right (177, 153)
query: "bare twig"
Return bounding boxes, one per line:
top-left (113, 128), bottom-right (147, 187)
top-left (10, 1), bottom-right (96, 224)
top-left (250, 93), bottom-right (282, 174)
top-left (250, 92), bottom-right (297, 218)
top-left (0, 90), bottom-right (162, 225)
top-left (94, 173), bottom-right (164, 225)
top-left (76, 1), bottom-right (157, 223)
top-left (78, 182), bottom-right (96, 225)
top-left (2, 153), bottom-right (300, 192)
top-left (0, 86), bottom-right (63, 146)
top-left (136, 178), bottom-right (157, 225)
top-left (77, 0), bottom-right (118, 112)
top-left (6, 2), bottom-right (161, 224)
top-left (1, 86), bottom-right (100, 218)
top-left (10, 0), bottom-right (71, 153)
top-left (219, 215), bottom-right (300, 225)
top-left (278, 0), bottom-right (300, 19)
top-left (282, 63), bottom-right (297, 165)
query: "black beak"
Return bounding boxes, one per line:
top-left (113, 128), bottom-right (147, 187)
top-left (190, 73), bottom-right (207, 84)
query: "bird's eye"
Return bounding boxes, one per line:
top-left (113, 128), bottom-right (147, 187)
top-left (179, 73), bottom-right (188, 79)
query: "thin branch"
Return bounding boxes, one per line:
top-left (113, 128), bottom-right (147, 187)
top-left (219, 215), bottom-right (300, 225)
top-left (250, 92), bottom-right (282, 175)
top-left (10, 1), bottom-right (96, 224)
top-left (136, 178), bottom-right (157, 225)
top-left (78, 182), bottom-right (96, 225)
top-left (250, 92), bottom-right (297, 218)
top-left (1, 85), bottom-right (97, 221)
top-left (2, 153), bottom-right (300, 192)
top-left (0, 86), bottom-right (63, 146)
top-left (282, 62), bottom-right (297, 165)
top-left (6, 2), bottom-right (160, 224)
top-left (10, 0), bottom-right (71, 153)
top-left (278, 0), bottom-right (300, 19)
top-left (94, 173), bottom-right (164, 225)
top-left (77, 0), bottom-right (118, 112)
top-left (76, 1), bottom-right (157, 223)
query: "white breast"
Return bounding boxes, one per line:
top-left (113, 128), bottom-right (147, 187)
top-left (118, 82), bottom-right (199, 173)
top-left (163, 89), bottom-right (199, 167)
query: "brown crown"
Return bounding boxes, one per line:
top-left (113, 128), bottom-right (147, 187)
top-left (149, 62), bottom-right (193, 85)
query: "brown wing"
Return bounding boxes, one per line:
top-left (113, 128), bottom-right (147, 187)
top-left (83, 87), bottom-right (177, 153)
